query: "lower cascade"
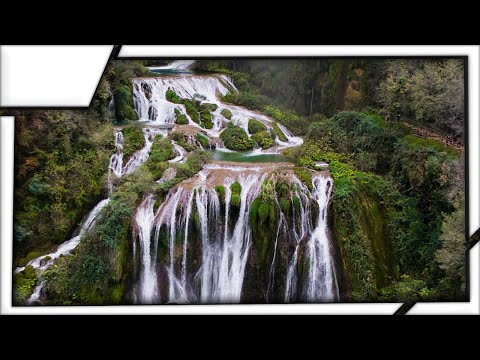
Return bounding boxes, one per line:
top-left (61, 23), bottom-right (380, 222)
top-left (131, 164), bottom-right (340, 304)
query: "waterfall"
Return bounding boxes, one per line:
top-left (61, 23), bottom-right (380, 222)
top-left (133, 170), bottom-right (267, 304)
top-left (304, 176), bottom-right (339, 302)
top-left (122, 128), bottom-right (165, 175)
top-left (283, 175), bottom-right (339, 303)
top-left (108, 128), bottom-right (124, 193)
top-left (131, 74), bottom-right (303, 151)
top-left (19, 199), bottom-right (110, 304)
top-left (132, 164), bottom-right (339, 304)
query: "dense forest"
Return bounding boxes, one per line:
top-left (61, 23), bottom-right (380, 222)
top-left (10, 58), bottom-right (466, 305)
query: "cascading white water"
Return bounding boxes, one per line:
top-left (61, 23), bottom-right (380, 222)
top-left (169, 141), bottom-right (186, 163)
top-left (132, 195), bottom-right (158, 304)
top-left (108, 128), bottom-right (124, 193)
top-left (148, 60), bottom-right (195, 72)
top-left (132, 75), bottom-right (303, 151)
top-left (283, 175), bottom-right (339, 302)
top-left (18, 199), bottom-right (110, 304)
top-left (133, 170), bottom-right (267, 304)
top-left (304, 176), bottom-right (339, 302)
top-left (122, 128), bottom-right (165, 175)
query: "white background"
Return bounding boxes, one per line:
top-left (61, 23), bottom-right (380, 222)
top-left (1, 45), bottom-right (478, 314)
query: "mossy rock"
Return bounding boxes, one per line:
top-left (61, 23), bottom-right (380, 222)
top-left (196, 133), bottom-right (209, 148)
top-left (26, 251), bottom-right (42, 262)
top-left (231, 194), bottom-right (241, 208)
top-left (294, 168), bottom-right (313, 191)
top-left (221, 108), bottom-right (232, 119)
top-left (182, 99), bottom-right (200, 123)
top-left (258, 203), bottom-right (270, 222)
top-left (200, 111), bottom-right (213, 129)
top-left (220, 124), bottom-right (255, 151)
top-left (271, 122), bottom-right (288, 142)
top-left (215, 185), bottom-right (225, 202)
top-left (230, 182), bottom-right (242, 195)
top-left (176, 114), bottom-right (188, 125)
top-left (279, 198), bottom-right (291, 215)
top-left (14, 265), bottom-right (38, 304)
top-left (166, 89), bottom-right (181, 104)
top-left (248, 118), bottom-right (267, 134)
top-left (293, 196), bottom-right (301, 212)
top-left (201, 103), bottom-right (218, 112)
top-left (252, 131), bottom-right (275, 149)
top-left (17, 257), bottom-right (28, 267)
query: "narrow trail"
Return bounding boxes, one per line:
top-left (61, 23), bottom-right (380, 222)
top-left (391, 117), bottom-right (463, 150)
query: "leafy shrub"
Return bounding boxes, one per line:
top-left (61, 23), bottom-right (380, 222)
top-left (248, 119), bottom-right (266, 134)
top-left (165, 89), bottom-right (181, 104)
top-left (220, 124), bottom-right (255, 151)
top-left (252, 131), bottom-right (274, 149)
top-left (221, 108), bottom-right (232, 119)
top-left (122, 127), bottom-right (145, 161)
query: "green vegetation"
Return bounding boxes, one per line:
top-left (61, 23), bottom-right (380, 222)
top-left (14, 110), bottom-right (114, 261)
top-left (215, 185), bottom-right (225, 203)
top-left (220, 124), bottom-right (255, 151)
top-left (122, 126), bottom-right (145, 161)
top-left (248, 118), bottom-right (266, 134)
top-left (166, 89), bottom-right (181, 104)
top-left (252, 131), bottom-right (274, 149)
top-left (271, 122), bottom-right (288, 142)
top-left (109, 61), bottom-right (149, 122)
top-left (13, 59), bottom-right (465, 304)
top-left (296, 110), bottom-right (463, 300)
top-left (13, 265), bottom-right (38, 304)
top-left (143, 135), bottom-right (174, 179)
top-left (221, 108), bottom-right (232, 119)
top-left (230, 182), bottom-right (242, 208)
top-left (175, 114), bottom-right (188, 125)
top-left (196, 133), bottom-right (209, 148)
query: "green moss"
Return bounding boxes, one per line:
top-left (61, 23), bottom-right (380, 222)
top-left (249, 198), bottom-right (261, 224)
top-left (293, 196), bottom-right (301, 212)
top-left (183, 99), bottom-right (200, 123)
top-left (221, 108), bottom-right (232, 119)
top-left (26, 251), bottom-right (42, 262)
top-left (220, 124), bottom-right (255, 151)
top-left (271, 122), bottom-right (288, 142)
top-left (202, 103), bottom-right (218, 112)
top-left (294, 168), bottom-right (313, 191)
top-left (166, 89), bottom-right (181, 104)
top-left (215, 185), bottom-right (225, 202)
top-left (258, 203), bottom-right (270, 222)
top-left (13, 265), bottom-right (38, 304)
top-left (176, 114), bottom-right (188, 125)
top-left (248, 118), bottom-right (267, 134)
top-left (200, 111), bottom-right (213, 129)
top-left (231, 194), bottom-right (241, 208)
top-left (196, 133), bottom-right (209, 148)
top-left (17, 257), bottom-right (28, 267)
top-left (123, 127), bottom-right (145, 160)
top-left (252, 131), bottom-right (275, 149)
top-left (230, 182), bottom-right (242, 195)
top-left (279, 198), bottom-right (291, 214)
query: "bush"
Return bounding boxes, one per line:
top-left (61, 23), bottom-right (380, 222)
top-left (231, 181), bottom-right (242, 195)
top-left (122, 127), bottom-right (145, 161)
top-left (13, 265), bottom-right (38, 304)
top-left (175, 114), bottom-right (188, 125)
top-left (165, 89), bottom-right (181, 104)
top-left (221, 108), bottom-right (232, 119)
top-left (196, 133), bottom-right (209, 148)
top-left (220, 124), bottom-right (255, 151)
top-left (252, 131), bottom-right (275, 149)
top-left (271, 122), bottom-right (288, 142)
top-left (248, 119), bottom-right (266, 134)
